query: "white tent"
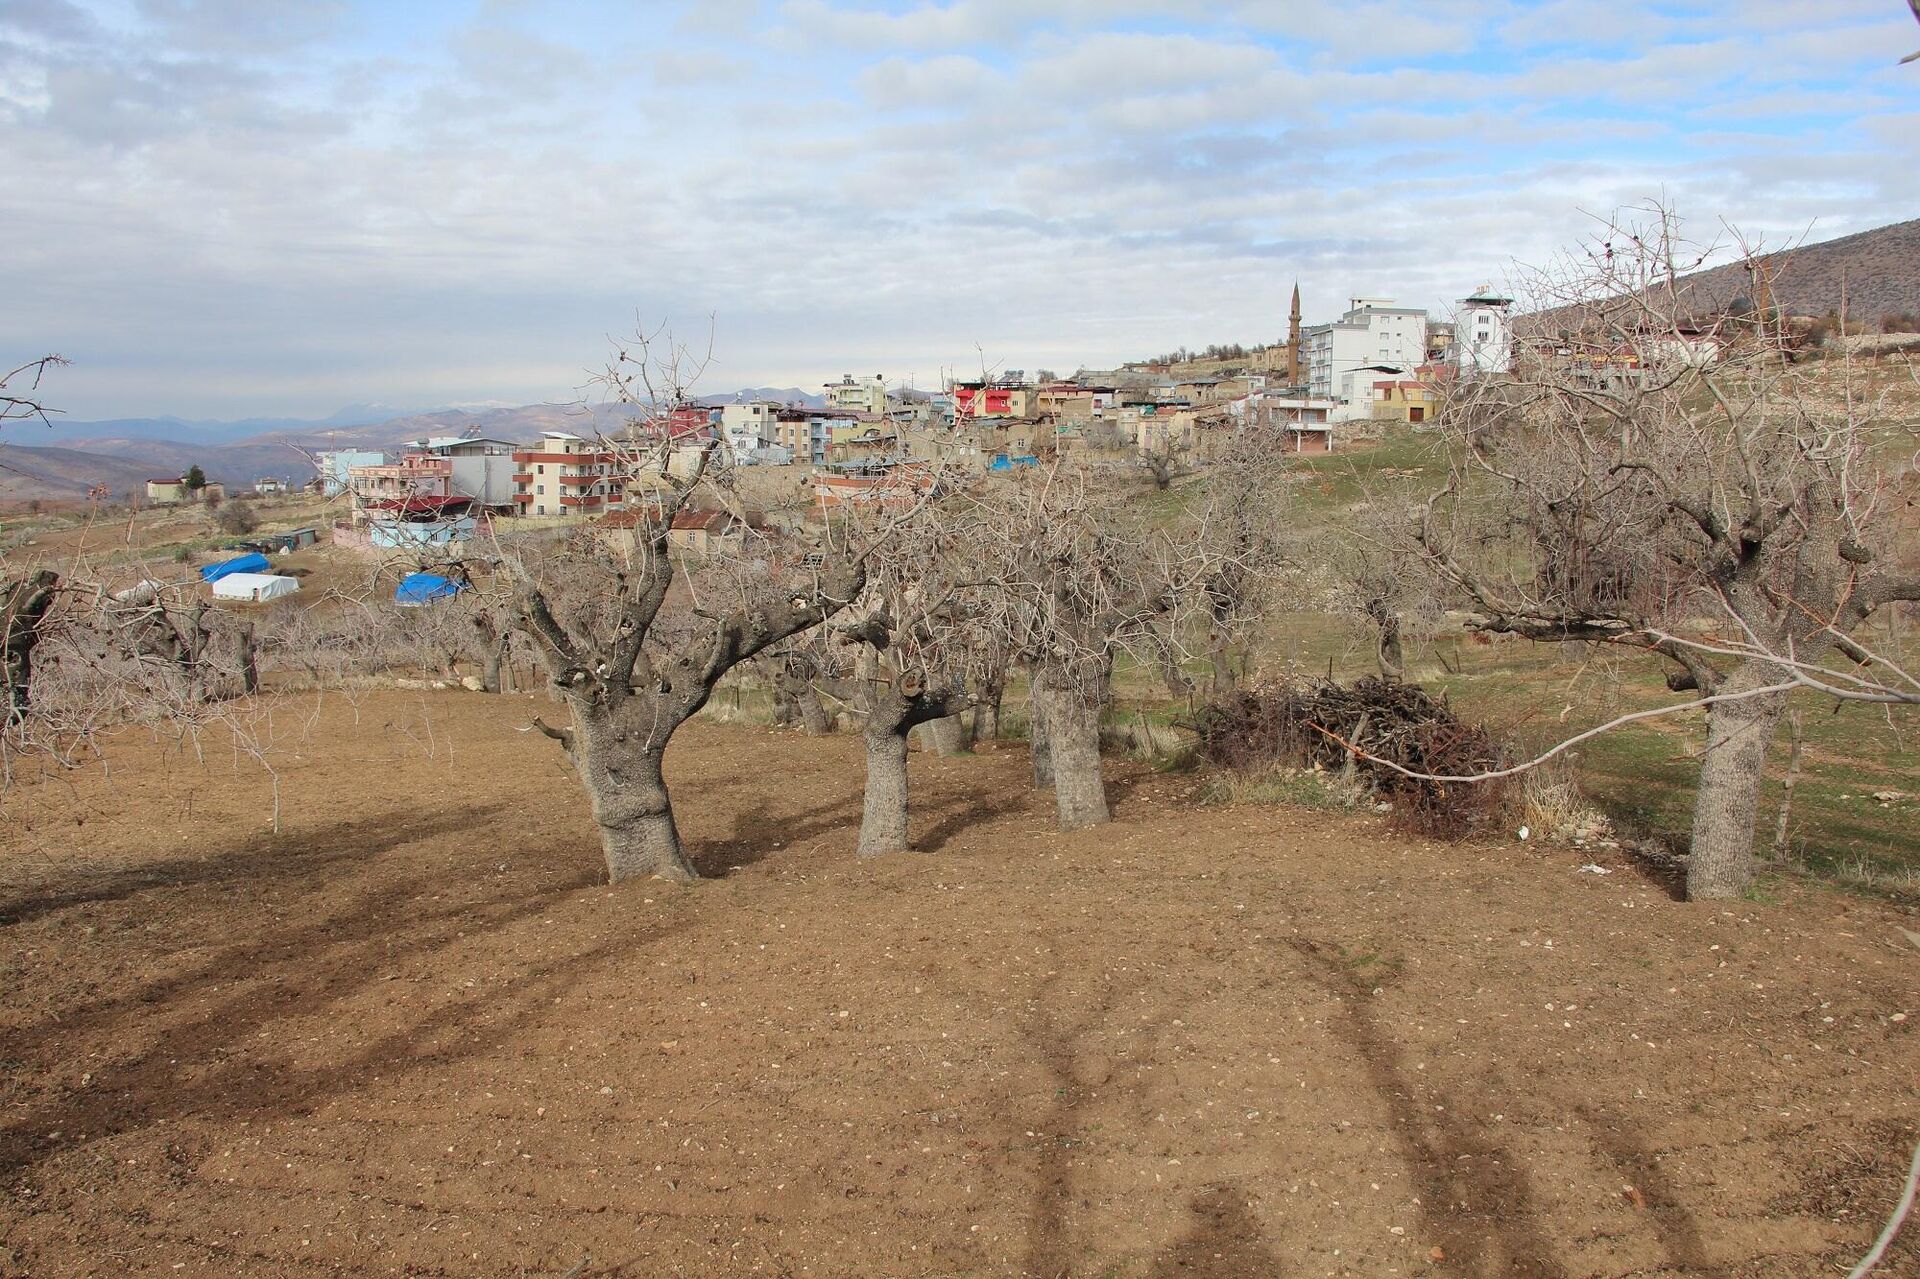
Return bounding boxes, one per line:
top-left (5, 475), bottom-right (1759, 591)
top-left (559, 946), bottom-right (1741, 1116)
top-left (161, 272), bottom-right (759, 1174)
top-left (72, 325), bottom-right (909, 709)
top-left (210, 572), bottom-right (300, 603)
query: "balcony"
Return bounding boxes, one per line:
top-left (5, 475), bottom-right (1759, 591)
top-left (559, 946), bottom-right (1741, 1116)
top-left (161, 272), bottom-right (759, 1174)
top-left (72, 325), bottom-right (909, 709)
top-left (510, 472), bottom-right (533, 485)
top-left (513, 451), bottom-right (614, 465)
top-left (559, 493), bottom-right (608, 508)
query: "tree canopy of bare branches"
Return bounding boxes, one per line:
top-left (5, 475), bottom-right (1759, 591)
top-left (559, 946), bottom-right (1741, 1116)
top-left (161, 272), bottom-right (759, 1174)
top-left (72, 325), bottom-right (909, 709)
top-left (1417, 202), bottom-right (1920, 899)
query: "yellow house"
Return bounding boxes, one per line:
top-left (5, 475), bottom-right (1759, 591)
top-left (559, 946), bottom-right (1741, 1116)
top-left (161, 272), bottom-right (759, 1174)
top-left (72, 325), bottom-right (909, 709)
top-left (1371, 377), bottom-right (1441, 424)
top-left (826, 421), bottom-right (898, 464)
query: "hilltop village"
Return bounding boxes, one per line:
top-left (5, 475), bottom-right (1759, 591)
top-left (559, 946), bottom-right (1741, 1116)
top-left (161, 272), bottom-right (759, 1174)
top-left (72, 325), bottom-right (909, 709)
top-left (289, 285), bottom-right (1517, 548)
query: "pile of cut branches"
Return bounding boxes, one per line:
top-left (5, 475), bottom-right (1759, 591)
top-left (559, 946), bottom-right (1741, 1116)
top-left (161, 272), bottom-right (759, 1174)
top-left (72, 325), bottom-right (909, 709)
top-left (1186, 677), bottom-right (1509, 838)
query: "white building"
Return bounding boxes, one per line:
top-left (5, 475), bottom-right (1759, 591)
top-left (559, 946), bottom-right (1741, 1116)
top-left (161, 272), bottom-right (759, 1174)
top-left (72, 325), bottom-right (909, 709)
top-left (1452, 286), bottom-right (1515, 376)
top-left (720, 402), bottom-right (782, 463)
top-left (1303, 299), bottom-right (1429, 422)
top-left (823, 373), bottom-right (889, 416)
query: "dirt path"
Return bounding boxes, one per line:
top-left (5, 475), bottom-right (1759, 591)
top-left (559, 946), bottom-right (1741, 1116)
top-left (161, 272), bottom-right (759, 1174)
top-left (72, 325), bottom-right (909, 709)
top-left (1, 689), bottom-right (1915, 1277)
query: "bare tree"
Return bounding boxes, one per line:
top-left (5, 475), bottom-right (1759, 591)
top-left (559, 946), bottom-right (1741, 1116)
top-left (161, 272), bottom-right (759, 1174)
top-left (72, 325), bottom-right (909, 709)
top-left (1414, 203), bottom-right (1920, 900)
top-left (1138, 432), bottom-right (1193, 491)
top-left (963, 463), bottom-right (1225, 829)
top-left (1313, 499), bottom-right (1440, 683)
top-left (1191, 425), bottom-right (1297, 693)
top-left (814, 515), bottom-right (987, 855)
top-left (502, 327), bottom-right (885, 882)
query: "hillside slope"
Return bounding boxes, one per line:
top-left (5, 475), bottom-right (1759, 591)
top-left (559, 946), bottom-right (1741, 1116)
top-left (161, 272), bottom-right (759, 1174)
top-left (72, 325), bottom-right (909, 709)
top-left (1676, 217), bottom-right (1919, 322)
top-left (1666, 217), bottom-right (1920, 320)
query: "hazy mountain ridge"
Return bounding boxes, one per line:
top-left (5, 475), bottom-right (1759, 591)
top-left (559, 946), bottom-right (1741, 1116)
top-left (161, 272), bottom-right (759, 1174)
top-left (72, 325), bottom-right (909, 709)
top-left (0, 390), bottom-right (825, 500)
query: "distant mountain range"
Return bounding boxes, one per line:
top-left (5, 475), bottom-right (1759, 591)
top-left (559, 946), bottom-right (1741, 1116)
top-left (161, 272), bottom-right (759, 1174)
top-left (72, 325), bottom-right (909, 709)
top-left (0, 388), bottom-right (828, 501)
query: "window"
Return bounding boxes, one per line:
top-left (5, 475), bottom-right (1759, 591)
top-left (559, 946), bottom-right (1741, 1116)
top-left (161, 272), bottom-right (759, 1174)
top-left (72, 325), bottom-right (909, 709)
top-left (537, 485), bottom-right (545, 495)
top-left (537, 464), bottom-right (545, 475)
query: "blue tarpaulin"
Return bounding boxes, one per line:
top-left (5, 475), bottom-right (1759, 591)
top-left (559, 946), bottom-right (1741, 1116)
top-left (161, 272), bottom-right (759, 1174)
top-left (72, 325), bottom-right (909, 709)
top-left (395, 573), bottom-right (468, 606)
top-left (201, 553), bottom-right (271, 582)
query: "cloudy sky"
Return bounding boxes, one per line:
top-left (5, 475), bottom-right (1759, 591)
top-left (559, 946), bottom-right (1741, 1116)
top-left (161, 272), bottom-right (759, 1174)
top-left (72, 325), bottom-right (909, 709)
top-left (5, 0), bottom-right (1918, 420)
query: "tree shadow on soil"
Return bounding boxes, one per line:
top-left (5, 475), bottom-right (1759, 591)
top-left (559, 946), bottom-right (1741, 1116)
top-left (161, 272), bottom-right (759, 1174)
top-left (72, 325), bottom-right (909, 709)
top-left (1288, 936), bottom-right (1571, 1278)
top-left (0, 803), bottom-right (645, 1179)
top-left (687, 792), bottom-right (865, 875)
top-left (1011, 950), bottom-right (1165, 1278)
top-left (687, 774), bottom-right (1031, 873)
top-left (0, 803), bottom-right (514, 927)
top-left (916, 788), bottom-right (1030, 854)
top-left (1146, 1184), bottom-right (1291, 1277)
top-left (1574, 1103), bottom-right (1712, 1270)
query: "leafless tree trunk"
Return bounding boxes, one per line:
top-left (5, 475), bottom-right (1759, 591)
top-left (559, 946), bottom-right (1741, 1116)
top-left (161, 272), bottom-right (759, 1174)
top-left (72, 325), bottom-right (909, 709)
top-left (1771, 706), bottom-right (1806, 857)
top-left (773, 652), bottom-right (833, 734)
top-left (1035, 658), bottom-right (1109, 829)
top-left (1207, 638), bottom-right (1238, 696)
top-left (231, 622), bottom-right (259, 697)
top-left (1368, 598), bottom-right (1405, 681)
top-left (1028, 669), bottom-right (1055, 789)
top-left (542, 713), bottom-right (688, 879)
top-left (3, 570), bottom-right (58, 724)
top-left (860, 726), bottom-right (911, 856)
top-left (970, 663), bottom-right (1004, 743)
top-left (855, 672), bottom-right (968, 856)
top-left (1688, 661), bottom-right (1791, 897)
top-left (919, 714), bottom-right (969, 756)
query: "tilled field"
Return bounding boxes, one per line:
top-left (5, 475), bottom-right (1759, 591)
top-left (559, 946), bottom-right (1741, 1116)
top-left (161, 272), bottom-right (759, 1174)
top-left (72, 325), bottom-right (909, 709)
top-left (1, 689), bottom-right (1915, 1277)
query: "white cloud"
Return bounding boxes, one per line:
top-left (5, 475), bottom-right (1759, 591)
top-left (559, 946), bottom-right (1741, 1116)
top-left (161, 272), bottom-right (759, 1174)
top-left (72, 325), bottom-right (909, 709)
top-left (1, 0), bottom-right (1915, 418)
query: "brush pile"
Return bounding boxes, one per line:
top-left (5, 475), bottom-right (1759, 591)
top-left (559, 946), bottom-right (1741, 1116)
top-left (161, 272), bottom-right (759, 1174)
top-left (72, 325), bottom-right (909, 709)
top-left (1186, 676), bottom-right (1509, 838)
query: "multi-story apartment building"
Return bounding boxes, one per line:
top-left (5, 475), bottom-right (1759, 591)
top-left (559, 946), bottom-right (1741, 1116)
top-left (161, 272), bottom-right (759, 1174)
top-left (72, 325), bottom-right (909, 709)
top-left (1452, 287), bottom-right (1515, 376)
top-left (348, 453), bottom-right (453, 504)
top-left (823, 373), bottom-right (890, 416)
top-left (774, 410), bottom-right (848, 466)
top-left (1303, 298), bottom-right (1430, 422)
top-left (720, 402), bottom-right (783, 462)
top-left (314, 449), bottom-right (387, 496)
top-left (512, 431), bottom-right (623, 517)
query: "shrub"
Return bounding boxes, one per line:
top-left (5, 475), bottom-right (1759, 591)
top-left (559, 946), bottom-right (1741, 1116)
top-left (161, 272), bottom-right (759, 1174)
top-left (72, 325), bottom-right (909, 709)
top-left (213, 502), bottom-right (259, 536)
top-left (1186, 677), bottom-right (1510, 839)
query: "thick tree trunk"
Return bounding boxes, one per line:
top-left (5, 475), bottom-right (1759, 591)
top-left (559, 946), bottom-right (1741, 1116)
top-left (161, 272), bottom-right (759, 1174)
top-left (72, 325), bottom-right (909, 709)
top-left (574, 710), bottom-right (698, 883)
top-left (971, 694), bottom-right (1001, 744)
top-left (1037, 675), bottom-right (1108, 830)
top-left (1686, 663), bottom-right (1789, 901)
top-left (601, 809), bottom-right (692, 882)
top-left (859, 728), bottom-right (912, 856)
top-left (1208, 640), bottom-right (1237, 697)
top-left (920, 714), bottom-right (969, 756)
top-left (481, 637), bottom-right (506, 694)
top-left (1029, 671), bottom-right (1055, 789)
top-left (233, 623), bottom-right (259, 696)
top-left (770, 680), bottom-right (797, 727)
top-left (796, 684), bottom-right (832, 735)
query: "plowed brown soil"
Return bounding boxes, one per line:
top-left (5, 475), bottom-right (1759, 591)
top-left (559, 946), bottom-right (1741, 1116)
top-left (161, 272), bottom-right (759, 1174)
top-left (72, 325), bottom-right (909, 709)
top-left (1, 689), bottom-right (1916, 1278)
